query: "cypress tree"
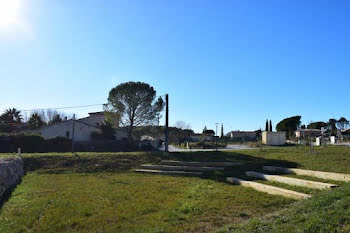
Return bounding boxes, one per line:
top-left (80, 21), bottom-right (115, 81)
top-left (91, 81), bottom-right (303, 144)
top-left (221, 124), bottom-right (224, 138)
top-left (269, 120), bottom-right (273, 132)
top-left (265, 119), bottom-right (269, 132)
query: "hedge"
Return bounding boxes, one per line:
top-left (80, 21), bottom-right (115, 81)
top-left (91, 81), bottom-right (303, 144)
top-left (0, 134), bottom-right (71, 153)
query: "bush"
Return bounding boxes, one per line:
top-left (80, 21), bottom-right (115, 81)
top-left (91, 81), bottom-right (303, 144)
top-left (45, 137), bottom-right (72, 152)
top-left (0, 133), bottom-right (12, 152)
top-left (0, 134), bottom-right (71, 153)
top-left (12, 134), bottom-right (45, 153)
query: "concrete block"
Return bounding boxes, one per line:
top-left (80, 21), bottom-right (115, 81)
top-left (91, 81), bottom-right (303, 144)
top-left (161, 160), bottom-right (243, 167)
top-left (246, 171), bottom-right (337, 189)
top-left (226, 177), bottom-right (311, 200)
top-left (134, 169), bottom-right (203, 176)
top-left (140, 164), bottom-right (224, 171)
top-left (263, 166), bottom-right (350, 182)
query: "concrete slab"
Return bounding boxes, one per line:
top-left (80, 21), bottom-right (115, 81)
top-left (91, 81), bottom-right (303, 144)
top-left (263, 166), bottom-right (350, 182)
top-left (246, 171), bottom-right (338, 189)
top-left (140, 164), bottom-right (224, 171)
top-left (134, 169), bottom-right (203, 176)
top-left (161, 160), bottom-right (243, 167)
top-left (226, 177), bottom-right (311, 200)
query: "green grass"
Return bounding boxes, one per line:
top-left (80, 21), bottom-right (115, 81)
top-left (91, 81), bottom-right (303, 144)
top-left (0, 172), bottom-right (291, 233)
top-left (217, 183), bottom-right (350, 233)
top-left (0, 145), bottom-right (350, 232)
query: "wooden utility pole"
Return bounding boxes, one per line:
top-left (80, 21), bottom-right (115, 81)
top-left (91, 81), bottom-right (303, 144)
top-left (71, 114), bottom-right (75, 153)
top-left (215, 123), bottom-right (218, 151)
top-left (165, 94), bottom-right (169, 152)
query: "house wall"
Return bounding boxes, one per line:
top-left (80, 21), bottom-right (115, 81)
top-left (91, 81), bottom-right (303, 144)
top-left (295, 130), bottom-right (322, 138)
top-left (41, 120), bottom-right (101, 142)
top-left (79, 113), bottom-right (105, 127)
top-left (230, 131), bottom-right (257, 140)
top-left (262, 132), bottom-right (286, 145)
top-left (230, 131), bottom-right (257, 141)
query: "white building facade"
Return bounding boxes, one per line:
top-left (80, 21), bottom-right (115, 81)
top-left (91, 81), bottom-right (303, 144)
top-left (262, 131), bottom-right (286, 146)
top-left (41, 112), bottom-right (105, 142)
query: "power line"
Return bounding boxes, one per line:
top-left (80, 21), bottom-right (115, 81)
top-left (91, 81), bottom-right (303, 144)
top-left (0, 103), bottom-right (107, 113)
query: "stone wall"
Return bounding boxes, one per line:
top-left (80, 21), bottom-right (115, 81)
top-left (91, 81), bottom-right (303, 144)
top-left (0, 157), bottom-right (24, 200)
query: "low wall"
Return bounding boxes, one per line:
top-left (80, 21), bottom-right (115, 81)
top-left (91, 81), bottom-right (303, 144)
top-left (0, 157), bottom-right (24, 200)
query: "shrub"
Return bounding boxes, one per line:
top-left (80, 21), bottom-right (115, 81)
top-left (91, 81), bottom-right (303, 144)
top-left (45, 136), bottom-right (72, 152)
top-left (12, 134), bottom-right (45, 153)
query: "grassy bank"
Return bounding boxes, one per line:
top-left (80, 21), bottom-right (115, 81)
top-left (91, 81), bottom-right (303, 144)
top-left (218, 182), bottom-right (350, 233)
top-left (0, 146), bottom-right (349, 232)
top-left (0, 172), bottom-right (291, 233)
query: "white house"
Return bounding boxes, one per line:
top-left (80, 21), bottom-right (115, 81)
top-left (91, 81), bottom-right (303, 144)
top-left (41, 112), bottom-right (105, 142)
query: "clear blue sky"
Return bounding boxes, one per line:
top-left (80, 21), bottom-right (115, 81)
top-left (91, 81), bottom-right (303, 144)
top-left (1, 0), bottom-right (349, 133)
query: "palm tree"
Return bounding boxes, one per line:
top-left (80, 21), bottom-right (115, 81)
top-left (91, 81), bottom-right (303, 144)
top-left (2, 108), bottom-right (23, 123)
top-left (27, 113), bottom-right (46, 130)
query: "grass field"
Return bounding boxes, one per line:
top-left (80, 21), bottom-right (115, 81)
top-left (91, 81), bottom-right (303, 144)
top-left (0, 145), bottom-right (350, 232)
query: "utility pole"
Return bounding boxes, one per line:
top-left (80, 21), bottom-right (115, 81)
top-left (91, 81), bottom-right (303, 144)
top-left (71, 114), bottom-right (75, 153)
top-left (165, 94), bottom-right (169, 152)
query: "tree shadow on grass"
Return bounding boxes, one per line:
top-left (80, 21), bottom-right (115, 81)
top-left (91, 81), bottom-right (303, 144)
top-left (21, 151), bottom-right (298, 182)
top-left (172, 151), bottom-right (299, 183)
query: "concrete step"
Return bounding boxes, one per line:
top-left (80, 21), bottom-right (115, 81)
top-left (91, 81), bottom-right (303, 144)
top-left (161, 160), bottom-right (243, 167)
top-left (226, 177), bottom-right (311, 200)
top-left (263, 166), bottom-right (350, 182)
top-left (134, 169), bottom-right (203, 176)
top-left (246, 171), bottom-right (338, 190)
top-left (140, 164), bottom-right (224, 172)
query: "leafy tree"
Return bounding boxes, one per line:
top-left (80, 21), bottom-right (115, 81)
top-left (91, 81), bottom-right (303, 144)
top-left (327, 118), bottom-right (338, 135)
top-left (174, 121), bottom-right (191, 130)
top-left (307, 121), bottom-right (327, 130)
top-left (99, 121), bottom-right (116, 139)
top-left (106, 82), bottom-right (164, 140)
top-left (301, 124), bottom-right (306, 129)
top-left (276, 116), bottom-right (301, 139)
top-left (169, 127), bottom-right (194, 145)
top-left (27, 113), bottom-right (46, 130)
top-left (49, 114), bottom-right (63, 125)
top-left (337, 117), bottom-right (349, 130)
top-left (203, 129), bottom-right (215, 135)
top-left (46, 110), bottom-right (66, 125)
top-left (92, 121), bottom-right (116, 140)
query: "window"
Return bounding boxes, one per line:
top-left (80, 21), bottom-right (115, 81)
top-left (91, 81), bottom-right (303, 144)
top-left (66, 131), bottom-right (70, 138)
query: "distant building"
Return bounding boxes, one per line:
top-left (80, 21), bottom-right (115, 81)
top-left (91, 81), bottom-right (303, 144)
top-left (295, 129), bottom-right (322, 139)
top-left (229, 131), bottom-right (257, 141)
top-left (189, 134), bottom-right (201, 142)
top-left (40, 112), bottom-right (105, 142)
top-left (341, 129), bottom-right (350, 141)
top-left (201, 129), bottom-right (215, 141)
top-left (262, 131), bottom-right (286, 145)
top-left (40, 112), bottom-right (128, 142)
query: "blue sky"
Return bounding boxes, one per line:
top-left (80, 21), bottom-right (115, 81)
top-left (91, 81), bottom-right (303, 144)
top-left (1, 0), bottom-right (349, 133)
